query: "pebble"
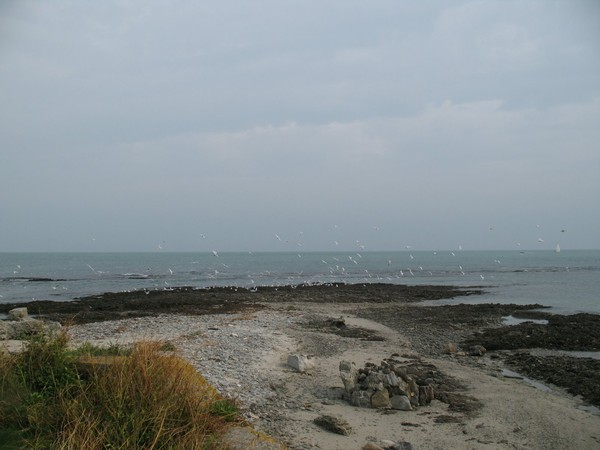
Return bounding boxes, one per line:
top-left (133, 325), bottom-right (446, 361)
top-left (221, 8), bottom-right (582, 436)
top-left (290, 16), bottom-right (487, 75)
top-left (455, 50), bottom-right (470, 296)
top-left (67, 311), bottom-right (299, 436)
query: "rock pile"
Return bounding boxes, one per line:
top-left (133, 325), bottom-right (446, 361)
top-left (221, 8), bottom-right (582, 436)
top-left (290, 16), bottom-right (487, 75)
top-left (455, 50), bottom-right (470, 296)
top-left (339, 357), bottom-right (435, 410)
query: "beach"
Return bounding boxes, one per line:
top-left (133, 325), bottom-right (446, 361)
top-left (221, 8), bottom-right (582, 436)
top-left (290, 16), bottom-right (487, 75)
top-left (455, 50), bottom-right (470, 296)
top-left (2, 284), bottom-right (599, 449)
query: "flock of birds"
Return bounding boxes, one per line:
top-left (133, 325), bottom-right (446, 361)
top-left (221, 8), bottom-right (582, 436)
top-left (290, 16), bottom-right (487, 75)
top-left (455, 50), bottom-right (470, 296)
top-left (4, 224), bottom-right (568, 301)
top-left (144, 223), bottom-right (567, 288)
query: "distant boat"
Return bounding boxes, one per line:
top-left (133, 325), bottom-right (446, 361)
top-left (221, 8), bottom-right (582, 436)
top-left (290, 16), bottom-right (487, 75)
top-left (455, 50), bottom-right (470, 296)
top-left (555, 244), bottom-right (561, 253)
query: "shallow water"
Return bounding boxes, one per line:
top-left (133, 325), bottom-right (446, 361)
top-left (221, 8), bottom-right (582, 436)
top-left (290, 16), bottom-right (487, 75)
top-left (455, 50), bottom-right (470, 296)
top-left (1, 250), bottom-right (598, 314)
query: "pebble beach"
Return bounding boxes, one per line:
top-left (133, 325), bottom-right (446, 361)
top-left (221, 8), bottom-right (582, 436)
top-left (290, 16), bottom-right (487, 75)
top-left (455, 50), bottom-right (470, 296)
top-left (2, 283), bottom-right (600, 449)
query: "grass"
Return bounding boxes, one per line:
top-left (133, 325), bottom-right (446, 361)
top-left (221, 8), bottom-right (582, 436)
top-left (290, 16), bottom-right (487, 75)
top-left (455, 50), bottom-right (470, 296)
top-left (0, 330), bottom-right (243, 449)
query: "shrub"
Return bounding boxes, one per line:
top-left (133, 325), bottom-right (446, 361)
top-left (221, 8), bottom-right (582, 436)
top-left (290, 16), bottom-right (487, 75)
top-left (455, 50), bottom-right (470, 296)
top-left (0, 335), bottom-right (242, 449)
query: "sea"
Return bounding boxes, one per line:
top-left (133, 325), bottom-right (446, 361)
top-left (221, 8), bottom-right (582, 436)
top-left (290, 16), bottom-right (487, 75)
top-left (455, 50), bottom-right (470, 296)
top-left (1, 250), bottom-right (599, 316)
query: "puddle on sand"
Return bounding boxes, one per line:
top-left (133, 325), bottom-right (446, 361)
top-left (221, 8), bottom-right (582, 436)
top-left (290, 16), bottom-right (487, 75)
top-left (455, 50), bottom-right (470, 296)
top-left (501, 369), bottom-right (600, 416)
top-left (501, 369), bottom-right (553, 392)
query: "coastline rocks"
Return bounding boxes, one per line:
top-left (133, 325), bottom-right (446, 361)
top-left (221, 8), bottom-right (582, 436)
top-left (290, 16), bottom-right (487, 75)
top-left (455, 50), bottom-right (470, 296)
top-left (287, 354), bottom-right (315, 373)
top-left (339, 357), bottom-right (434, 410)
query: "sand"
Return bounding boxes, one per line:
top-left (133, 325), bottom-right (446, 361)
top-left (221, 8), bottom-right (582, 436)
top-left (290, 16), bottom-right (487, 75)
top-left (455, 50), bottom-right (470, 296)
top-left (61, 294), bottom-right (600, 450)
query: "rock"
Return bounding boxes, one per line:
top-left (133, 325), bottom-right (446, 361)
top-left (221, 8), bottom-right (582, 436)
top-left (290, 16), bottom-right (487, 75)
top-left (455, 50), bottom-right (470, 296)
top-left (0, 317), bottom-right (61, 341)
top-left (408, 380), bottom-right (420, 407)
top-left (327, 317), bottom-right (347, 328)
top-left (287, 354), bottom-right (315, 372)
top-left (351, 390), bottom-right (372, 408)
top-left (363, 371), bottom-right (384, 391)
top-left (383, 371), bottom-right (399, 387)
top-left (8, 307), bottom-right (28, 321)
top-left (313, 414), bottom-right (352, 435)
top-left (339, 354), bottom-right (438, 411)
top-left (7, 319), bottom-right (44, 339)
top-left (384, 442), bottom-right (413, 450)
top-left (0, 321), bottom-right (11, 340)
top-left (0, 340), bottom-right (26, 354)
top-left (418, 385), bottom-right (434, 405)
top-left (446, 342), bottom-right (458, 354)
top-left (469, 345), bottom-right (486, 356)
top-left (390, 395), bottom-right (412, 411)
top-left (394, 367), bottom-right (410, 382)
top-left (371, 388), bottom-right (391, 408)
top-left (362, 443), bottom-right (385, 450)
top-left (339, 360), bottom-right (358, 392)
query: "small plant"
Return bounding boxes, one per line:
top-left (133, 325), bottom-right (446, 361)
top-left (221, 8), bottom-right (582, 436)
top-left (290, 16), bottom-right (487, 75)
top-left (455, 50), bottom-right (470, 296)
top-left (158, 341), bottom-right (176, 352)
top-left (209, 398), bottom-right (240, 422)
top-left (68, 341), bottom-right (131, 357)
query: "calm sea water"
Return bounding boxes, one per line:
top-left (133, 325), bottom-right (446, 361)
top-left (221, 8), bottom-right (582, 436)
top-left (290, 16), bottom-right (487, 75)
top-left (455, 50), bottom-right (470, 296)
top-left (1, 250), bottom-right (598, 315)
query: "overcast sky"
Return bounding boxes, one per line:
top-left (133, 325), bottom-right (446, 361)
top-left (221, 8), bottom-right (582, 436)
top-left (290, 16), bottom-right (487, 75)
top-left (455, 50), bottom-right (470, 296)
top-left (1, 0), bottom-right (599, 252)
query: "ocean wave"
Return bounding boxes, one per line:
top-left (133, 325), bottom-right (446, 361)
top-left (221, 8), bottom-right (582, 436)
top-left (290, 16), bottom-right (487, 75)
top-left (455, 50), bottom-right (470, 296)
top-left (122, 273), bottom-right (150, 279)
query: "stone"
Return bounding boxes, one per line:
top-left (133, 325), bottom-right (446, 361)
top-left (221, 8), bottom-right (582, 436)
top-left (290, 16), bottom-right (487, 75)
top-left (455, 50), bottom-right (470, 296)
top-left (390, 395), bottom-right (412, 411)
top-left (327, 317), bottom-right (347, 328)
top-left (371, 388), bottom-right (391, 409)
top-left (313, 414), bottom-right (352, 435)
top-left (0, 340), bottom-right (26, 354)
top-left (446, 342), bottom-right (458, 354)
top-left (3, 318), bottom-right (56, 340)
top-left (339, 355), bottom-right (438, 411)
top-left (363, 372), bottom-right (385, 391)
top-left (383, 371), bottom-right (399, 388)
top-left (350, 390), bottom-right (372, 408)
top-left (0, 321), bottom-right (11, 340)
top-left (418, 385), bottom-right (434, 405)
top-left (362, 443), bottom-right (385, 450)
top-left (287, 354), bottom-right (315, 372)
top-left (8, 307), bottom-right (28, 321)
top-left (394, 367), bottom-right (410, 382)
top-left (340, 360), bottom-right (358, 392)
top-left (469, 345), bottom-right (486, 356)
top-left (408, 380), bottom-right (420, 407)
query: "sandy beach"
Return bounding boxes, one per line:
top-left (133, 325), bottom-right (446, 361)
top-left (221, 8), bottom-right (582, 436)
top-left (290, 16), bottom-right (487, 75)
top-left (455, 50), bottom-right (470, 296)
top-left (2, 284), bottom-right (600, 449)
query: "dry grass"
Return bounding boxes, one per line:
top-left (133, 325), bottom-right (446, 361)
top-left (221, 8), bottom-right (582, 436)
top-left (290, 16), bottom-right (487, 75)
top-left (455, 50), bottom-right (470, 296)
top-left (0, 332), bottom-right (244, 449)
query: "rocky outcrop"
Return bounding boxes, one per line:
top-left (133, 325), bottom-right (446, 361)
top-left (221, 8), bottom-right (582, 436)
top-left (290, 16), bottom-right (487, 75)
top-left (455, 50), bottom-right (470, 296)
top-left (339, 357), bottom-right (435, 410)
top-left (0, 307), bottom-right (61, 341)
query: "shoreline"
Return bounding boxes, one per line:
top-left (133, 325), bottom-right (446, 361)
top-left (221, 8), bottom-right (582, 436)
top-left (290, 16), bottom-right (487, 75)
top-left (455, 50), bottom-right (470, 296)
top-left (2, 283), bottom-right (600, 449)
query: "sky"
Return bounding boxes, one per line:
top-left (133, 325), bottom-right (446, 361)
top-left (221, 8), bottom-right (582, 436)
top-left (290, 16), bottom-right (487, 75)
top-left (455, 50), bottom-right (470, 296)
top-left (1, 0), bottom-right (599, 253)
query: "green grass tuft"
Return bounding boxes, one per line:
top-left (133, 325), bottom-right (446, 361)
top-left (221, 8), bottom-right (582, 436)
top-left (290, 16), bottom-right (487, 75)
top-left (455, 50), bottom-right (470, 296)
top-left (0, 332), bottom-right (244, 449)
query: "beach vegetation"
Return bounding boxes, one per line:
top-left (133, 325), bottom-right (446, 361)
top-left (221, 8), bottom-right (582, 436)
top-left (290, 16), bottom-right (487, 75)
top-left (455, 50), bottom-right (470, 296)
top-left (0, 330), bottom-right (243, 449)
